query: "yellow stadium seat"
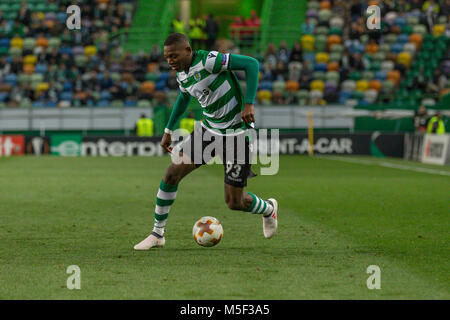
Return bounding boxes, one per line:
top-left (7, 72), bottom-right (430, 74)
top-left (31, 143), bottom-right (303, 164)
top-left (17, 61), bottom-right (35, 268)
top-left (36, 82), bottom-right (49, 92)
top-left (355, 80), bottom-right (369, 92)
top-left (84, 45), bottom-right (97, 57)
top-left (433, 24), bottom-right (445, 37)
top-left (10, 37), bottom-right (24, 49)
top-left (301, 35), bottom-right (315, 51)
top-left (310, 80), bottom-right (325, 91)
top-left (24, 55), bottom-right (37, 65)
top-left (257, 90), bottom-right (272, 102)
top-left (315, 52), bottom-right (329, 64)
top-left (397, 52), bottom-right (411, 68)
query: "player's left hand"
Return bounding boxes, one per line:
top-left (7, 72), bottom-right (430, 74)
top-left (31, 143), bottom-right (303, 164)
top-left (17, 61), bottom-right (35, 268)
top-left (242, 103), bottom-right (255, 125)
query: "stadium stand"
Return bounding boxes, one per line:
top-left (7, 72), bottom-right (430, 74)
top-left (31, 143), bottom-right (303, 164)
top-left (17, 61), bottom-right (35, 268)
top-left (0, 0), bottom-right (448, 110)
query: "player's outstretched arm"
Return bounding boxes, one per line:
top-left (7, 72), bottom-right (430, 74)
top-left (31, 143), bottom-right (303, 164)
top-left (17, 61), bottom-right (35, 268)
top-left (228, 54), bottom-right (259, 105)
top-left (229, 54), bottom-right (259, 125)
top-left (161, 91), bottom-right (192, 153)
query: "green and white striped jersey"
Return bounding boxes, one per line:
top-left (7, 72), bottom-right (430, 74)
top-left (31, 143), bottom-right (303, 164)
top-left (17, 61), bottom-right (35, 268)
top-left (176, 50), bottom-right (249, 134)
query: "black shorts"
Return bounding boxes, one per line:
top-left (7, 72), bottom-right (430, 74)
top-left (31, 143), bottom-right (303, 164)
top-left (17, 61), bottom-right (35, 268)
top-left (176, 124), bottom-right (255, 187)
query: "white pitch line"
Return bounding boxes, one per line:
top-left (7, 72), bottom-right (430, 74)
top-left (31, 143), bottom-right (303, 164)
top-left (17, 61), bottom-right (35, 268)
top-left (323, 156), bottom-right (450, 177)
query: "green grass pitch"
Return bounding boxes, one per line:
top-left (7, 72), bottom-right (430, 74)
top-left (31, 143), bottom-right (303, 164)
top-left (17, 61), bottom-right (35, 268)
top-left (0, 155), bottom-right (449, 299)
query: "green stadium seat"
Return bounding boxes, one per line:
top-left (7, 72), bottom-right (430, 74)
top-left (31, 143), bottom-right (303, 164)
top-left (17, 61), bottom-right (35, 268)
top-left (362, 71), bottom-right (374, 81)
top-left (34, 3), bottom-right (46, 12)
top-left (137, 99), bottom-right (152, 107)
top-left (314, 26), bottom-right (329, 36)
top-left (18, 73), bottom-right (31, 85)
top-left (342, 80), bottom-right (356, 92)
top-left (318, 10), bottom-right (332, 22)
top-left (48, 37), bottom-right (61, 50)
top-left (329, 52), bottom-right (342, 62)
top-left (325, 71), bottom-right (339, 82)
top-left (349, 71), bottom-right (362, 81)
top-left (110, 100), bottom-right (124, 108)
top-left (373, 52), bottom-right (386, 62)
top-left (8, 46), bottom-right (22, 58)
top-left (312, 71), bottom-right (325, 81)
top-left (330, 43), bottom-right (343, 54)
top-left (381, 80), bottom-right (395, 94)
top-left (272, 80), bottom-right (286, 92)
top-left (307, 1), bottom-right (320, 10)
top-left (413, 24), bottom-right (427, 36)
top-left (23, 38), bottom-right (36, 51)
top-left (406, 16), bottom-right (419, 26)
top-left (145, 73), bottom-right (159, 82)
top-left (385, 34), bottom-right (397, 44)
top-left (74, 55), bottom-right (88, 67)
top-left (110, 72), bottom-right (121, 82)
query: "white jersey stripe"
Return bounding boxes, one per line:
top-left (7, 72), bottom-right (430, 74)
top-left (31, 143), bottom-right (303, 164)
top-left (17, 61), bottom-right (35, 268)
top-left (203, 96), bottom-right (238, 118)
top-left (208, 80), bottom-right (231, 105)
top-left (204, 112), bottom-right (242, 129)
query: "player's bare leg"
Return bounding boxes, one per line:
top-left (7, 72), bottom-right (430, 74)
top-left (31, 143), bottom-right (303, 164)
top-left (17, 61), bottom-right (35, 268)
top-left (134, 153), bottom-right (197, 250)
top-left (224, 183), bottom-right (278, 239)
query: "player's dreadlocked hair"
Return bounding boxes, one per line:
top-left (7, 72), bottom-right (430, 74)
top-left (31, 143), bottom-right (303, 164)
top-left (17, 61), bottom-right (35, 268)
top-left (164, 33), bottom-right (189, 46)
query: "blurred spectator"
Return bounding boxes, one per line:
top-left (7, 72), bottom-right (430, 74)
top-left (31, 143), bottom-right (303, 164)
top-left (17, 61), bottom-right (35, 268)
top-left (150, 44), bottom-right (162, 63)
top-left (189, 15), bottom-right (206, 50)
top-left (427, 68), bottom-right (447, 94)
top-left (301, 17), bottom-right (315, 35)
top-left (18, 1), bottom-right (31, 26)
top-left (350, 0), bottom-right (363, 22)
top-left (414, 105), bottom-right (429, 132)
top-left (205, 14), bottom-right (219, 50)
top-left (442, 0), bottom-right (450, 16)
top-left (243, 10), bottom-right (261, 45)
top-left (288, 42), bottom-right (303, 81)
top-left (410, 0), bottom-right (423, 11)
top-left (167, 70), bottom-right (179, 91)
top-left (272, 61), bottom-right (288, 81)
top-left (277, 41), bottom-right (290, 65)
top-left (422, 0), bottom-right (440, 32)
top-left (263, 43), bottom-right (277, 73)
top-left (172, 14), bottom-right (186, 34)
top-left (230, 16), bottom-right (245, 43)
top-left (426, 112), bottom-right (445, 134)
top-left (134, 113), bottom-right (154, 137)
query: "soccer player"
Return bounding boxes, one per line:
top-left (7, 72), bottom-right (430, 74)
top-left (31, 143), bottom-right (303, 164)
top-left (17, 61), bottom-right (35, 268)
top-left (134, 33), bottom-right (278, 250)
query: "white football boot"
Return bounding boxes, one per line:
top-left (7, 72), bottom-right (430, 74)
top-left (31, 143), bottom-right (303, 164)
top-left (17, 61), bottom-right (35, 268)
top-left (134, 232), bottom-right (165, 250)
top-left (263, 198), bottom-right (278, 239)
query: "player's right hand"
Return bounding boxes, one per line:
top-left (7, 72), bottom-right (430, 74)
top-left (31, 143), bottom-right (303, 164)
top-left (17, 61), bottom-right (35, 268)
top-left (160, 133), bottom-right (173, 153)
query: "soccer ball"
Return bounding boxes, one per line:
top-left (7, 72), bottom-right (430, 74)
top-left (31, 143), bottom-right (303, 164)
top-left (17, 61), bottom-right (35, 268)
top-left (192, 216), bottom-right (223, 247)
